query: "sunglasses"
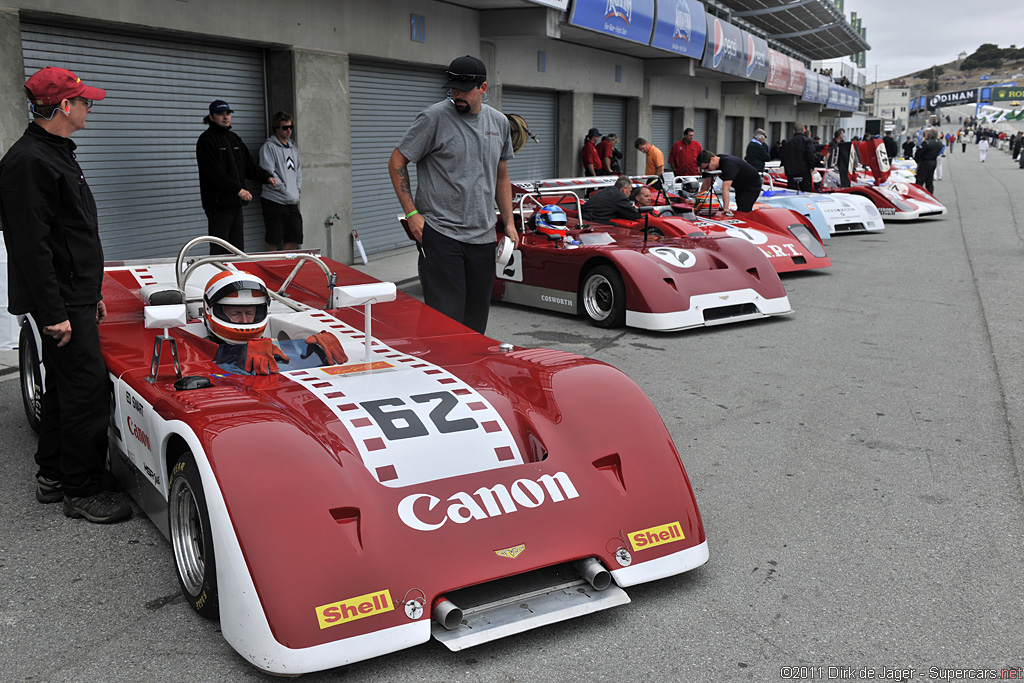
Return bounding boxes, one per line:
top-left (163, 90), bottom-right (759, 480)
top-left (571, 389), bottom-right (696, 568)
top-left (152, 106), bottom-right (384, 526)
top-left (446, 72), bottom-right (485, 83)
top-left (278, 125), bottom-right (294, 130)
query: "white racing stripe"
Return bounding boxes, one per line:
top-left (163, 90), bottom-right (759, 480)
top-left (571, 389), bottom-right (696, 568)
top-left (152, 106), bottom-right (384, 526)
top-left (280, 314), bottom-right (524, 488)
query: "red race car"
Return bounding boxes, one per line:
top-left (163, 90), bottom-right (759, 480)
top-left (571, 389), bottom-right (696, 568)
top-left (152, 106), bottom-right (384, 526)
top-left (487, 186), bottom-right (793, 331)
top-left (519, 177), bottom-right (830, 275)
top-left (19, 237), bottom-right (708, 675)
top-left (764, 139), bottom-right (947, 221)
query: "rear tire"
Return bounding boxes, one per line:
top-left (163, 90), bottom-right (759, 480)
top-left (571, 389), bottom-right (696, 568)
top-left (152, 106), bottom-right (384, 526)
top-left (169, 450), bottom-right (219, 619)
top-left (19, 323), bottom-right (42, 433)
top-left (581, 265), bottom-right (626, 328)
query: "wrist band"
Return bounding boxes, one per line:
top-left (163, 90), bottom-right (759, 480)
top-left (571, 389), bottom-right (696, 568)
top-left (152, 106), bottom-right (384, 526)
top-left (405, 209), bottom-right (419, 219)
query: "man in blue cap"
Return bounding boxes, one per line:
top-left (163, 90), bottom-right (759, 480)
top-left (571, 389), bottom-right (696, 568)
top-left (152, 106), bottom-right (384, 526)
top-left (196, 100), bottom-right (277, 254)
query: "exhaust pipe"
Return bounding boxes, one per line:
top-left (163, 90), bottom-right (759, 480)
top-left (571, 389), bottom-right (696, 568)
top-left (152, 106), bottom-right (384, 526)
top-left (432, 596), bottom-right (463, 631)
top-left (575, 557), bottom-right (611, 591)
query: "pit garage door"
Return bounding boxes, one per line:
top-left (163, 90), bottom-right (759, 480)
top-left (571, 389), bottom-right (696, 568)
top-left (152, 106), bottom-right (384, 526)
top-left (502, 88), bottom-right (557, 182)
top-left (592, 95), bottom-right (626, 144)
top-left (349, 61), bottom-right (447, 255)
top-left (692, 108), bottom-right (710, 151)
top-left (21, 23), bottom-right (267, 260)
top-left (652, 107), bottom-right (673, 168)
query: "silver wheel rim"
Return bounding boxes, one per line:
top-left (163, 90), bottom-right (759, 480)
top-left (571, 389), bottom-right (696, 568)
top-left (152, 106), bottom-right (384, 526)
top-left (169, 476), bottom-right (205, 597)
top-left (583, 274), bottom-right (614, 322)
top-left (20, 342), bottom-right (41, 424)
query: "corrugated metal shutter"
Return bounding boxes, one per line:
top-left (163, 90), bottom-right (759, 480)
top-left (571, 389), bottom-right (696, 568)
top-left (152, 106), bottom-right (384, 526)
top-left (692, 109), bottom-right (710, 151)
top-left (502, 88), bottom-right (557, 182)
top-left (652, 107), bottom-right (672, 166)
top-left (592, 96), bottom-right (626, 143)
top-left (21, 23), bottom-right (266, 260)
top-left (350, 61), bottom-right (446, 255)
top-left (723, 116), bottom-right (738, 156)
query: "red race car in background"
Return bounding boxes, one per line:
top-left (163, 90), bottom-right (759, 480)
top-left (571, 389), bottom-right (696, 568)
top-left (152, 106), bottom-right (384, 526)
top-left (518, 177), bottom-right (830, 275)
top-left (479, 186), bottom-right (793, 331)
top-left (764, 138), bottom-right (947, 221)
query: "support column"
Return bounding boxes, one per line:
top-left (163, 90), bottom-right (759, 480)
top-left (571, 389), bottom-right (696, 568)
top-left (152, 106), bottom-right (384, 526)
top-left (293, 49), bottom-right (352, 262)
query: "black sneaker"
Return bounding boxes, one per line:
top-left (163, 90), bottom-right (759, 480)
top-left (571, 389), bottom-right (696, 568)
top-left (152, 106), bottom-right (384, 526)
top-left (63, 491), bottom-right (132, 524)
top-left (37, 476), bottom-right (63, 504)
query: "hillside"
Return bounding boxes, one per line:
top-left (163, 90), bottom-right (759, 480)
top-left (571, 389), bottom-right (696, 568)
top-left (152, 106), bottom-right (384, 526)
top-left (868, 45), bottom-right (1024, 97)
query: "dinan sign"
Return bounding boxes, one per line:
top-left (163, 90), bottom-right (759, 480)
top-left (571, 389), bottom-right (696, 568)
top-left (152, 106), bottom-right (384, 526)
top-left (927, 89), bottom-right (977, 109)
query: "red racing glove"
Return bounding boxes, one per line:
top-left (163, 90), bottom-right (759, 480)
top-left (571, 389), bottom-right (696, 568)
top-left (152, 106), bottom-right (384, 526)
top-left (245, 338), bottom-right (289, 375)
top-left (304, 331), bottom-right (347, 365)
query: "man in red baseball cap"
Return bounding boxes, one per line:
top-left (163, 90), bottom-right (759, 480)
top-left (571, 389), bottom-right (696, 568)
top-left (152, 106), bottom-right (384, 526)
top-left (0, 66), bottom-right (130, 524)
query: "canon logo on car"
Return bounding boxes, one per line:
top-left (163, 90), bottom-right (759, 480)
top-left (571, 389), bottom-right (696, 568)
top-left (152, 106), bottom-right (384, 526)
top-left (126, 415), bottom-right (151, 450)
top-left (398, 471), bottom-right (580, 531)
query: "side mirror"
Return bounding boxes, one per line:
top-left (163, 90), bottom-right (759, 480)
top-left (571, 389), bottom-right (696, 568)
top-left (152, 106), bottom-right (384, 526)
top-left (144, 304), bottom-right (187, 330)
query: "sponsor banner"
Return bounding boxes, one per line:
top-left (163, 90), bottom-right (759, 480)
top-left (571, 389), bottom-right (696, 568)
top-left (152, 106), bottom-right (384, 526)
top-left (650, 0), bottom-right (706, 59)
top-left (991, 86), bottom-right (1024, 102)
top-left (764, 49), bottom-right (790, 91)
top-left (700, 14), bottom-right (744, 77)
top-left (569, 0), bottom-right (656, 45)
top-left (786, 57), bottom-right (806, 96)
top-left (802, 71), bottom-right (829, 104)
top-left (743, 32), bottom-right (770, 84)
top-left (826, 84), bottom-right (858, 112)
top-left (927, 88), bottom-right (977, 109)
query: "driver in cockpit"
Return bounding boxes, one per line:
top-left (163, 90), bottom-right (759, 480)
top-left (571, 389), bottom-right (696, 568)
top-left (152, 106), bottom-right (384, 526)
top-left (204, 271), bottom-right (346, 375)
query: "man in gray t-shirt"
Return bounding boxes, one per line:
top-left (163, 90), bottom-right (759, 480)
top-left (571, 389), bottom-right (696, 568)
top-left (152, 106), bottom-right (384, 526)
top-left (388, 55), bottom-right (517, 335)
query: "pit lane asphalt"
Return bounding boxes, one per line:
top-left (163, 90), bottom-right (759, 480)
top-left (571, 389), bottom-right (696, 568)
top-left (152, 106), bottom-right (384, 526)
top-left (2, 145), bottom-right (1023, 682)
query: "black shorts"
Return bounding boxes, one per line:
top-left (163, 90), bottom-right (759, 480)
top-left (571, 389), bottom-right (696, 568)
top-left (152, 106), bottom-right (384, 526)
top-left (260, 199), bottom-right (303, 246)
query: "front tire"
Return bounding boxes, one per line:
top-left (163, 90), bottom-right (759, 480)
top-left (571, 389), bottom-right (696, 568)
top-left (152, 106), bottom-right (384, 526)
top-left (581, 265), bottom-right (626, 328)
top-left (169, 450), bottom-right (219, 619)
top-left (19, 323), bottom-right (42, 433)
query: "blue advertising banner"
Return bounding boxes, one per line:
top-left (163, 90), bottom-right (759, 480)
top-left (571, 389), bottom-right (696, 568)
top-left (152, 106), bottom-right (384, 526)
top-left (827, 83), bottom-right (858, 111)
top-left (701, 14), bottom-right (744, 77)
top-left (743, 32), bottom-right (770, 84)
top-left (569, 0), bottom-right (656, 45)
top-left (802, 72), bottom-right (829, 104)
top-left (650, 0), bottom-right (706, 59)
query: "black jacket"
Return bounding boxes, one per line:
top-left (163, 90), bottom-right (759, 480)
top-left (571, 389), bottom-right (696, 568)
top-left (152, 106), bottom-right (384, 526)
top-left (581, 186), bottom-right (639, 223)
top-left (882, 135), bottom-right (898, 158)
top-left (0, 123), bottom-right (104, 325)
top-left (779, 132), bottom-right (817, 179)
top-left (196, 123), bottom-right (272, 212)
top-left (915, 140), bottom-right (943, 164)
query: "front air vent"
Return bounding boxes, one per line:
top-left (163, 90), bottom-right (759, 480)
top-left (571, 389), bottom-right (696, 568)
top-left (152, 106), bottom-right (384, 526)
top-left (703, 303), bottom-right (759, 322)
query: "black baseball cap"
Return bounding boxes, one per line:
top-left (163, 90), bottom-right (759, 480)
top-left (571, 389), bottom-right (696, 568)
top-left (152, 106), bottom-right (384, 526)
top-left (445, 55), bottom-right (487, 90)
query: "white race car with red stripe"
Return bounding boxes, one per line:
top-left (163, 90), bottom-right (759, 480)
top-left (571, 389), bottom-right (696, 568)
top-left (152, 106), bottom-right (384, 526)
top-left (18, 237), bottom-right (708, 675)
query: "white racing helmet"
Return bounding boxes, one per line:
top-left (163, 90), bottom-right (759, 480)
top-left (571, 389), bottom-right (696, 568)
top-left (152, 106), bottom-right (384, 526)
top-left (203, 271), bottom-right (270, 344)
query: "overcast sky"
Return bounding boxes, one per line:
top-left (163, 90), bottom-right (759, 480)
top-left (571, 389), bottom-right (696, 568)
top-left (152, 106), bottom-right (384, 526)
top-left (843, 0), bottom-right (1024, 83)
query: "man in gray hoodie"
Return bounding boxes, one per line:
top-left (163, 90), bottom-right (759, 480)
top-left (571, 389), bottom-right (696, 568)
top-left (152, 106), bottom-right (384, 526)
top-left (259, 111), bottom-right (302, 251)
